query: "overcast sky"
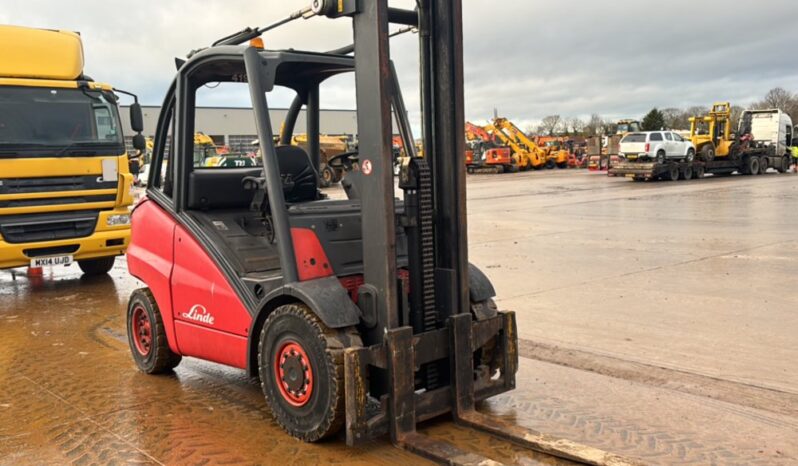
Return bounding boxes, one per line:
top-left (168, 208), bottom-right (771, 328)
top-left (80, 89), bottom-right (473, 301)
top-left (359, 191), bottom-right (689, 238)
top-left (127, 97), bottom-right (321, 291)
top-left (3, 0), bottom-right (797, 130)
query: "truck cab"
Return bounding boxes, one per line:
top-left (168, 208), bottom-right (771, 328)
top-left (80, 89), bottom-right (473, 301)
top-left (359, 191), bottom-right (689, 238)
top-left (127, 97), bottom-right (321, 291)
top-left (0, 25), bottom-right (145, 274)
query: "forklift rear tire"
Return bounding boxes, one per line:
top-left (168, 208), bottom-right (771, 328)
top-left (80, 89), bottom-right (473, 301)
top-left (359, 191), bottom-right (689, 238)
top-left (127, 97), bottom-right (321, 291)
top-left (127, 288), bottom-right (182, 374)
top-left (556, 162), bottom-right (568, 169)
top-left (78, 256), bottom-right (116, 276)
top-left (259, 304), bottom-right (360, 442)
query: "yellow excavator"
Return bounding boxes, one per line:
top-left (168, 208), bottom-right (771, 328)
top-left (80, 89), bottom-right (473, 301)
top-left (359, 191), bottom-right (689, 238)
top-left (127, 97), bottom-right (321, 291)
top-left (197, 132), bottom-right (257, 168)
top-left (193, 132), bottom-right (218, 166)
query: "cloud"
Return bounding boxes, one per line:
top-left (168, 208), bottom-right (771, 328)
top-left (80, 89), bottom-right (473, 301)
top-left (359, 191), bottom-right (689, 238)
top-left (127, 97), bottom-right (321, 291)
top-left (3, 0), bottom-right (796, 130)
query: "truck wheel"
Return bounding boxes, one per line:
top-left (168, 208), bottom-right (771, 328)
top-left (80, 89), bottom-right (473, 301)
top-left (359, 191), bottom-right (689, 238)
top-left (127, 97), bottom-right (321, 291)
top-left (701, 145), bottom-right (715, 162)
top-left (685, 149), bottom-right (695, 163)
top-left (259, 304), bottom-right (360, 442)
top-left (777, 156), bottom-right (790, 173)
top-left (667, 164), bottom-right (680, 181)
top-left (78, 257), bottom-right (116, 276)
top-left (694, 165), bottom-right (705, 179)
top-left (545, 159), bottom-right (556, 169)
top-left (319, 165), bottom-right (335, 187)
top-left (759, 158), bottom-right (769, 175)
top-left (656, 151), bottom-right (666, 164)
top-left (127, 288), bottom-right (182, 374)
top-left (681, 165), bottom-right (693, 180)
top-left (744, 156), bottom-right (759, 175)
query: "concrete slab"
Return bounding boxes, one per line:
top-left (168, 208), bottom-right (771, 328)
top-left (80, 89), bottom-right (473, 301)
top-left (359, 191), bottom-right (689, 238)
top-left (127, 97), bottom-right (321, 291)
top-left (1, 169), bottom-right (796, 464)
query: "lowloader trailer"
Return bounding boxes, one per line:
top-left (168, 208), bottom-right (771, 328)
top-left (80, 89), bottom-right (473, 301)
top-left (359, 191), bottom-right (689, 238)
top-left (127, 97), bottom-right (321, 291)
top-left (611, 105), bottom-right (793, 181)
top-left (125, 2), bottom-right (640, 465)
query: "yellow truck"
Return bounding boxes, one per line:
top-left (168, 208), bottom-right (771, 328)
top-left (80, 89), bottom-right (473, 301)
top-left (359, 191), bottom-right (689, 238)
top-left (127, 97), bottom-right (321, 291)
top-left (0, 25), bottom-right (145, 274)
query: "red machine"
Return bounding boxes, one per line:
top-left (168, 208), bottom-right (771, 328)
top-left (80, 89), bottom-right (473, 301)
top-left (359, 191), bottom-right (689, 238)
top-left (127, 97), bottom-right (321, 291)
top-left (464, 121), bottom-right (514, 174)
top-left (124, 2), bottom-right (637, 464)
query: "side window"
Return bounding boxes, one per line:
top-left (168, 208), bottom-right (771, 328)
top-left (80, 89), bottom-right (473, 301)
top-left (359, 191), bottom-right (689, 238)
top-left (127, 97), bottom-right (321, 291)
top-left (664, 132), bottom-right (672, 141)
top-left (649, 133), bottom-right (663, 142)
top-left (150, 99), bottom-right (175, 198)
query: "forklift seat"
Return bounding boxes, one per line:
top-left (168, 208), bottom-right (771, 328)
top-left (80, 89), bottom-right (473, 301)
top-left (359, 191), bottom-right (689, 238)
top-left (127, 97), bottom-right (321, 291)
top-left (275, 145), bottom-right (320, 203)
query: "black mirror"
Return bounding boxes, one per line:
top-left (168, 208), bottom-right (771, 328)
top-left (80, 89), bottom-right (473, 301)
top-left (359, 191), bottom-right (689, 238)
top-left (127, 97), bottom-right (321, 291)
top-left (130, 103), bottom-right (144, 133)
top-left (132, 133), bottom-right (147, 152)
top-left (129, 158), bottom-right (141, 176)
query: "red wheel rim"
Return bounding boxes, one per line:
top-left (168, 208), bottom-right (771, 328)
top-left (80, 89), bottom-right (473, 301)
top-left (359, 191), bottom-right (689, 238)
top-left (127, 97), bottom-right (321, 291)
top-left (132, 305), bottom-right (153, 356)
top-left (274, 340), bottom-right (313, 407)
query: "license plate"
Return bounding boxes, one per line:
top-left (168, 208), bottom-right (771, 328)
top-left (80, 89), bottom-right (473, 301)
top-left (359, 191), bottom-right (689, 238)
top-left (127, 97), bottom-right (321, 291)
top-left (31, 255), bottom-right (73, 267)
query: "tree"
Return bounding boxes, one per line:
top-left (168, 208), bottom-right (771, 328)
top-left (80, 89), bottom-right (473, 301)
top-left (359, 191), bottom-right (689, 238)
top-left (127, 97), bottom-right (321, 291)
top-left (641, 108), bottom-right (666, 131)
top-left (661, 108), bottom-right (684, 130)
top-left (759, 87), bottom-right (794, 110)
top-left (583, 114), bottom-right (605, 136)
top-left (539, 115), bottom-right (561, 136)
top-left (566, 117), bottom-right (585, 136)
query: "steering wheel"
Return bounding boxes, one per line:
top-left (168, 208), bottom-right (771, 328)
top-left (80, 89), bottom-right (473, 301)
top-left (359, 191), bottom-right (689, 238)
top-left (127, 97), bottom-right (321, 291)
top-left (327, 151), bottom-right (359, 172)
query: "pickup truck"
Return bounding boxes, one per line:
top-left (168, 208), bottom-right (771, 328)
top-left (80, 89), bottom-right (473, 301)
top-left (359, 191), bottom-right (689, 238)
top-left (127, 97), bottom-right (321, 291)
top-left (619, 131), bottom-right (695, 163)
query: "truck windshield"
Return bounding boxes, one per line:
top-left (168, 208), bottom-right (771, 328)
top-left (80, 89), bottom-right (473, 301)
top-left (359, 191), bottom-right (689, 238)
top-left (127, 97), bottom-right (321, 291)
top-left (620, 124), bottom-right (641, 134)
top-left (0, 86), bottom-right (124, 157)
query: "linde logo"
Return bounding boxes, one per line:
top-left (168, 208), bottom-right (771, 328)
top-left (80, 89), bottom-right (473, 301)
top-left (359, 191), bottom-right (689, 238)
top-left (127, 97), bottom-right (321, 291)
top-left (182, 304), bottom-right (215, 325)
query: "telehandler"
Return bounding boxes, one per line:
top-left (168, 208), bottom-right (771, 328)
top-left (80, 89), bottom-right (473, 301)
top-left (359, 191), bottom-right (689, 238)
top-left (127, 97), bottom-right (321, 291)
top-left (126, 2), bottom-right (637, 464)
top-left (491, 117), bottom-right (562, 169)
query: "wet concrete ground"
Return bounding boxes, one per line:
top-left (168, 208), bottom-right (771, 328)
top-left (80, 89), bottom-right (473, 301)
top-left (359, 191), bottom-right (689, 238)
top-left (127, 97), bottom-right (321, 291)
top-left (1, 170), bottom-right (797, 464)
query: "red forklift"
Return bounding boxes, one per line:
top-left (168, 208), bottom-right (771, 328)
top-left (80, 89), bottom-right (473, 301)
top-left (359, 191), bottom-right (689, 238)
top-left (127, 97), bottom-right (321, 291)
top-left (125, 1), bottom-right (634, 464)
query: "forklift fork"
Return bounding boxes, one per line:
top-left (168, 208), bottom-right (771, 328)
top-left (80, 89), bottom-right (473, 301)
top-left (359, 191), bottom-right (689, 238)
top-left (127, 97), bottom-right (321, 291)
top-left (344, 312), bottom-right (641, 466)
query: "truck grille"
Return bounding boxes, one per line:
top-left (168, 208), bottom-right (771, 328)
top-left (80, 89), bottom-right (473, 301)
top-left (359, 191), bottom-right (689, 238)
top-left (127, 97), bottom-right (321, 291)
top-left (0, 211), bottom-right (99, 244)
top-left (0, 175), bottom-right (117, 195)
top-left (0, 194), bottom-right (116, 208)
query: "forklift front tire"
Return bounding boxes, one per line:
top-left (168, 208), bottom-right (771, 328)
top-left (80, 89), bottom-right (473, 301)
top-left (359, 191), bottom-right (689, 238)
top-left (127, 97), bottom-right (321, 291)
top-left (127, 288), bottom-right (182, 374)
top-left (259, 304), bottom-right (358, 442)
top-left (78, 256), bottom-right (116, 275)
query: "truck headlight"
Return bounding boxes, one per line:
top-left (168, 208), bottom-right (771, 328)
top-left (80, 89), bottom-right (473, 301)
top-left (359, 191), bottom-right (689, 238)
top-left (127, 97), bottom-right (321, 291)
top-left (106, 214), bottom-right (131, 226)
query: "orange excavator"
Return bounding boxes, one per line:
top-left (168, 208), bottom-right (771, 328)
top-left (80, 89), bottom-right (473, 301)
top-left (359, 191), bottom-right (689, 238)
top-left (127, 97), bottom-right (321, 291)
top-left (465, 121), bottom-right (515, 174)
